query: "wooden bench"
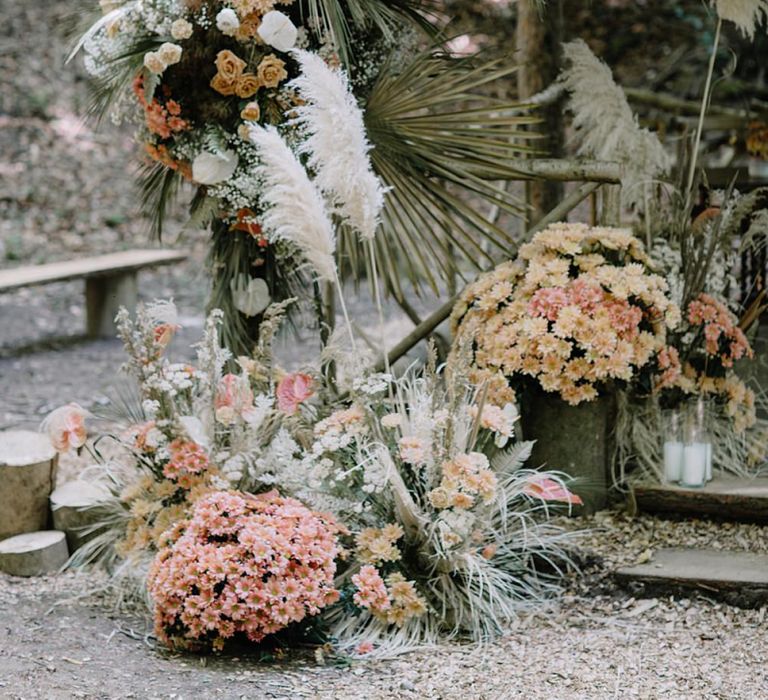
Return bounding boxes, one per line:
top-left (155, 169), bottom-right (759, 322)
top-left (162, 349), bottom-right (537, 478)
top-left (0, 249), bottom-right (188, 338)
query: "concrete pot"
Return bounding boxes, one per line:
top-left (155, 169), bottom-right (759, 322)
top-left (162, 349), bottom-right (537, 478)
top-left (519, 386), bottom-right (616, 513)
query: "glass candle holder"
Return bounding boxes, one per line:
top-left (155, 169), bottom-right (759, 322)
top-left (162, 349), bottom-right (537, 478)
top-left (681, 406), bottom-right (707, 488)
top-left (661, 408), bottom-right (683, 484)
top-left (696, 397), bottom-right (714, 482)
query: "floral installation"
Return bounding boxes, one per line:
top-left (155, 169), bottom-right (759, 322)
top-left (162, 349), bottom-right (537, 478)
top-left (74, 0), bottom-right (548, 353)
top-left (58, 299), bottom-right (321, 592)
top-left (50, 302), bottom-right (582, 655)
top-left (148, 490), bottom-right (343, 651)
top-left (253, 346), bottom-right (582, 654)
top-left (451, 222), bottom-right (680, 407)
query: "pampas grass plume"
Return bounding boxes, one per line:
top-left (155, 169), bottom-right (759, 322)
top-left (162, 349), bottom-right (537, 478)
top-left (560, 39), bottom-right (671, 210)
top-left (289, 49), bottom-right (385, 241)
top-left (715, 0), bottom-right (768, 39)
top-left (247, 124), bottom-right (337, 282)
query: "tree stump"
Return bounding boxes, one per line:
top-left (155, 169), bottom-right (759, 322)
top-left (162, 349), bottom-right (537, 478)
top-left (0, 531), bottom-right (69, 577)
top-left (51, 480), bottom-right (111, 552)
top-left (0, 430), bottom-right (57, 540)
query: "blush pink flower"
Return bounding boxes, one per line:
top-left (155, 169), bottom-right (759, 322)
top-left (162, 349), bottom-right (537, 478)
top-left (154, 323), bottom-right (180, 349)
top-left (41, 403), bottom-right (88, 453)
top-left (523, 476), bottom-right (583, 506)
top-left (276, 373), bottom-right (314, 415)
top-left (215, 373), bottom-right (257, 424)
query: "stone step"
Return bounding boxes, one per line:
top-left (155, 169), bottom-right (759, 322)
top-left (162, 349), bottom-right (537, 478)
top-left (631, 475), bottom-right (768, 523)
top-left (615, 548), bottom-right (768, 606)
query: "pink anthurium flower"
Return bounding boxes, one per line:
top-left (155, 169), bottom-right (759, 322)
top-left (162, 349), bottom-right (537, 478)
top-left (523, 476), bottom-right (583, 506)
top-left (41, 403), bottom-right (88, 453)
top-left (276, 373), bottom-right (314, 415)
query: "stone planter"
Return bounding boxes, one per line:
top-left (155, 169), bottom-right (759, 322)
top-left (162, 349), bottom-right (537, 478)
top-left (519, 386), bottom-right (616, 513)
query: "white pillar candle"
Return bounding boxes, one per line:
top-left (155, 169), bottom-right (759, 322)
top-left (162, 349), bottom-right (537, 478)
top-left (705, 442), bottom-right (713, 481)
top-left (681, 442), bottom-right (707, 487)
top-left (663, 441), bottom-right (683, 483)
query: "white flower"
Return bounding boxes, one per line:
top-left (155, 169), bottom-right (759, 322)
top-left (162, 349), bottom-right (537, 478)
top-left (143, 51), bottom-right (165, 74)
top-left (142, 399), bottom-right (161, 418)
top-left (192, 150), bottom-right (239, 185)
top-left (179, 416), bottom-right (209, 448)
top-left (230, 275), bottom-right (270, 317)
top-left (381, 413), bottom-right (403, 429)
top-left (158, 42), bottom-right (182, 66)
top-left (257, 11), bottom-right (298, 52)
top-left (170, 18), bottom-right (193, 40)
top-left (216, 8), bottom-right (240, 36)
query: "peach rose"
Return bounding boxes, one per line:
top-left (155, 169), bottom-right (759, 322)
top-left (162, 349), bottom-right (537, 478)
top-left (42, 403), bottom-right (88, 453)
top-left (235, 73), bottom-right (261, 99)
top-left (210, 73), bottom-right (237, 96)
top-left (215, 49), bottom-right (246, 81)
top-left (240, 101), bottom-right (261, 121)
top-left (235, 12), bottom-right (261, 41)
top-left (276, 373), bottom-right (314, 415)
top-left (256, 54), bottom-right (287, 89)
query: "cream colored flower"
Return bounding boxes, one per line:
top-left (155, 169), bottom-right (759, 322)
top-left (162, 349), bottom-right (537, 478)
top-left (240, 101), bottom-right (261, 121)
top-left (171, 18), bottom-right (194, 40)
top-left (158, 42), bottom-right (182, 66)
top-left (143, 51), bottom-right (166, 74)
top-left (192, 150), bottom-right (239, 185)
top-left (257, 11), bottom-right (298, 52)
top-left (216, 7), bottom-right (241, 36)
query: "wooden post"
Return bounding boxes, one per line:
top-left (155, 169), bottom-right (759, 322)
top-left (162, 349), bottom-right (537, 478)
top-left (0, 431), bottom-right (58, 541)
top-left (85, 271), bottom-right (138, 339)
top-left (600, 184), bottom-right (622, 226)
top-left (516, 0), bottom-right (564, 225)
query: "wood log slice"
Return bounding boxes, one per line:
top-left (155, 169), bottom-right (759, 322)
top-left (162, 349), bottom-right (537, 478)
top-left (0, 530), bottom-right (69, 577)
top-left (0, 431), bottom-right (57, 540)
top-left (51, 480), bottom-right (111, 552)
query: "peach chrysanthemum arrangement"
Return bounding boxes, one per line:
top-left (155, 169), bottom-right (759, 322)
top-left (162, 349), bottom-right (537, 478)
top-left (148, 490), bottom-right (342, 651)
top-left (452, 222), bottom-right (680, 406)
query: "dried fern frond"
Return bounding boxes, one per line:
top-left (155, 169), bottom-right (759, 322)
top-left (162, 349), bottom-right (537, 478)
top-left (559, 39), bottom-right (671, 211)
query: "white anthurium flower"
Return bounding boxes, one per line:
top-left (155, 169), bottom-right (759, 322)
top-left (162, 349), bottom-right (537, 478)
top-left (216, 8), bottom-right (240, 36)
top-left (192, 149), bottom-right (238, 185)
top-left (257, 11), bottom-right (298, 52)
top-left (179, 416), bottom-right (210, 449)
top-left (230, 275), bottom-right (270, 317)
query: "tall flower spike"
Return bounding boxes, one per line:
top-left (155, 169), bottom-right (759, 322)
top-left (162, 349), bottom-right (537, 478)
top-left (288, 49), bottom-right (386, 241)
top-left (715, 0), bottom-right (768, 40)
top-left (246, 124), bottom-right (337, 281)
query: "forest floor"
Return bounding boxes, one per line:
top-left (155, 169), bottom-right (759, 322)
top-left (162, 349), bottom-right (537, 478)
top-left (2, 1), bottom-right (768, 698)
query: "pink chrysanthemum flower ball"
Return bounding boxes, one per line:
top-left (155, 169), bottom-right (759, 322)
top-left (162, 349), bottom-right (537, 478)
top-left (147, 490), bottom-right (342, 651)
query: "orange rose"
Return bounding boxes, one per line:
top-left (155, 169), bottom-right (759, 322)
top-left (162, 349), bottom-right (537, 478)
top-left (210, 73), bottom-right (237, 96)
top-left (235, 73), bottom-right (261, 99)
top-left (240, 101), bottom-right (261, 121)
top-left (215, 49), bottom-right (246, 81)
top-left (256, 54), bottom-right (287, 89)
top-left (235, 12), bottom-right (261, 41)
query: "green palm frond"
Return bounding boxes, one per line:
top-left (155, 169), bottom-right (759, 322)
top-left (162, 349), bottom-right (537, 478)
top-left (351, 51), bottom-right (543, 296)
top-left (137, 161), bottom-right (182, 240)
